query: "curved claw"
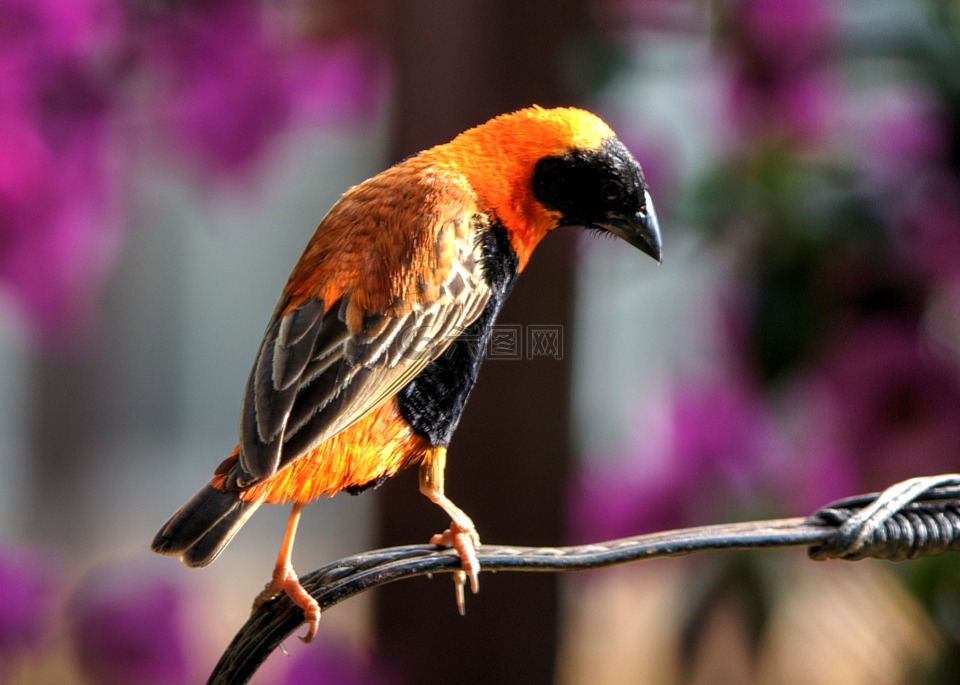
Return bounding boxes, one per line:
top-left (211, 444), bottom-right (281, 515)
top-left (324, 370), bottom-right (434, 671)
top-left (252, 564), bottom-right (321, 643)
top-left (452, 570), bottom-right (467, 616)
top-left (297, 604), bottom-right (320, 643)
top-left (431, 520), bottom-right (481, 612)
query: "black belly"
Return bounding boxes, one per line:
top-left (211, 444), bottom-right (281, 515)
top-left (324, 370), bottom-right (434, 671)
top-left (396, 221), bottom-right (519, 446)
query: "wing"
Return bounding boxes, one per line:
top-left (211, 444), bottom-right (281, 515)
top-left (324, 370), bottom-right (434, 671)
top-left (233, 166), bottom-right (491, 486)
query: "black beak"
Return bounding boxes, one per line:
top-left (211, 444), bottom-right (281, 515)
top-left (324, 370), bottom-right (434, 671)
top-left (601, 189), bottom-right (662, 263)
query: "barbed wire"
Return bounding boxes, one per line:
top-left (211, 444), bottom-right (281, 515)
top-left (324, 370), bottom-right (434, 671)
top-left (207, 473), bottom-right (960, 685)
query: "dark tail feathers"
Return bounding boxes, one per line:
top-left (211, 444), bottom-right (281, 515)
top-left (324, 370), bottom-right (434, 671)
top-left (151, 484), bottom-right (263, 568)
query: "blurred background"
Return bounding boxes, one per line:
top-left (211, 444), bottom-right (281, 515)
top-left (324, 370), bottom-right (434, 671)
top-left (1, 0), bottom-right (958, 683)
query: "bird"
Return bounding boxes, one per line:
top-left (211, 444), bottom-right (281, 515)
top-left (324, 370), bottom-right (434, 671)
top-left (151, 105), bottom-right (662, 642)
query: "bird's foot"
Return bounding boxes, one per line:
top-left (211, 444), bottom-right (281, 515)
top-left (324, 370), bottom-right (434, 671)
top-left (430, 520), bottom-right (480, 615)
top-left (252, 563), bottom-right (320, 643)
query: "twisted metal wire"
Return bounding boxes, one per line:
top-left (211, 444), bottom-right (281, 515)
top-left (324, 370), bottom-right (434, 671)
top-left (808, 475), bottom-right (960, 560)
top-left (207, 474), bottom-right (960, 685)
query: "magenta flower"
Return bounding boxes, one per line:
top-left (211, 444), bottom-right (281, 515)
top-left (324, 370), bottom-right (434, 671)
top-left (284, 35), bottom-right (389, 128)
top-left (895, 173), bottom-right (960, 284)
top-left (277, 638), bottom-right (399, 685)
top-left (0, 117), bottom-right (57, 248)
top-left (3, 0), bottom-right (123, 57)
top-left (0, 0), bottom-right (121, 133)
top-left (1, 0), bottom-right (388, 341)
top-left (0, 113), bottom-right (124, 341)
top-left (136, 1), bottom-right (388, 176)
top-left (0, 0), bottom-right (118, 70)
top-left (731, 0), bottom-right (834, 76)
top-left (800, 320), bottom-right (960, 497)
top-left (570, 376), bottom-right (787, 540)
top-left (69, 567), bottom-right (194, 685)
top-left (0, 0), bottom-right (126, 342)
top-left (0, 543), bottom-right (59, 657)
top-left (138, 0), bottom-right (293, 175)
top-left (721, 0), bottom-right (840, 147)
top-left (855, 87), bottom-right (948, 188)
top-left (725, 67), bottom-right (840, 148)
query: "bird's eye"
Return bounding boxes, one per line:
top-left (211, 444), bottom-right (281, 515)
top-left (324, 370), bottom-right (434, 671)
top-left (600, 181), bottom-right (622, 203)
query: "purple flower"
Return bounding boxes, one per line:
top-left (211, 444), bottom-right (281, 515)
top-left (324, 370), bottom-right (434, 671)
top-left (799, 320), bottom-right (960, 496)
top-left (732, 0), bottom-right (834, 76)
top-left (69, 567), bottom-right (194, 685)
top-left (137, 1), bottom-right (388, 175)
top-left (0, 117), bottom-right (62, 335)
top-left (895, 173), bottom-right (960, 284)
top-left (0, 112), bottom-right (125, 342)
top-left (28, 52), bottom-right (115, 147)
top-left (0, 0), bottom-right (126, 343)
top-left (570, 376), bottom-right (787, 540)
top-left (284, 35), bottom-right (389, 128)
top-left (0, 543), bottom-right (59, 657)
top-left (854, 87), bottom-right (948, 187)
top-left (277, 638), bottom-right (399, 685)
top-left (721, 0), bottom-right (840, 147)
top-left (0, 0), bottom-right (122, 124)
top-left (724, 66), bottom-right (840, 148)
top-left (1, 0), bottom-right (389, 342)
top-left (139, 0), bottom-right (293, 175)
top-left (2, 0), bottom-right (123, 57)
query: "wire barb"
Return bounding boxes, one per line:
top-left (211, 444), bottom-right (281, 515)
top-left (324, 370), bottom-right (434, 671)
top-left (807, 474), bottom-right (960, 561)
top-left (206, 474), bottom-right (960, 685)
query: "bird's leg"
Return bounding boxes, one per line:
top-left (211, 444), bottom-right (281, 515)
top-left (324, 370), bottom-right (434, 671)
top-left (252, 502), bottom-right (320, 643)
top-left (419, 447), bottom-right (480, 614)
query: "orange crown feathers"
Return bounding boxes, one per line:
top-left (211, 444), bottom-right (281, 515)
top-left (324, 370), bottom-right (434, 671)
top-left (423, 106), bottom-right (618, 268)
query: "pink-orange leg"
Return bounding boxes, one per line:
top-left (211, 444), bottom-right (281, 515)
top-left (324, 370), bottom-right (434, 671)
top-left (252, 502), bottom-right (320, 642)
top-left (419, 447), bottom-right (480, 615)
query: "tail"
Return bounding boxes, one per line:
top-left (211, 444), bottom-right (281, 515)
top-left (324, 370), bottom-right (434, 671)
top-left (151, 483), bottom-right (263, 568)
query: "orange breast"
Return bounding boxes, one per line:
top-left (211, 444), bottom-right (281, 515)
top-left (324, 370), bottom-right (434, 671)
top-left (235, 399), bottom-right (430, 504)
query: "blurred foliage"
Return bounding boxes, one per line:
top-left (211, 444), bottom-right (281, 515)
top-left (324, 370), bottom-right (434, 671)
top-left (574, 0), bottom-right (960, 682)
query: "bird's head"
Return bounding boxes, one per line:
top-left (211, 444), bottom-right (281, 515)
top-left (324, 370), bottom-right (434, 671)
top-left (531, 128), bottom-right (662, 264)
top-left (434, 106), bottom-right (662, 268)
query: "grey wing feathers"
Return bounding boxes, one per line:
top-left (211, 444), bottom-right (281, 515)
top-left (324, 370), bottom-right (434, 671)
top-left (236, 219), bottom-right (492, 487)
top-left (239, 298), bottom-right (327, 483)
top-left (150, 484), bottom-right (263, 568)
top-left (282, 296), bottom-right (486, 453)
top-left (272, 298), bottom-right (326, 390)
top-left (239, 289), bottom-right (488, 481)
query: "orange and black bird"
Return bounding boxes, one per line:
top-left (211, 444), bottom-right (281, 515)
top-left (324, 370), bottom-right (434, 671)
top-left (151, 106), bottom-right (662, 642)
